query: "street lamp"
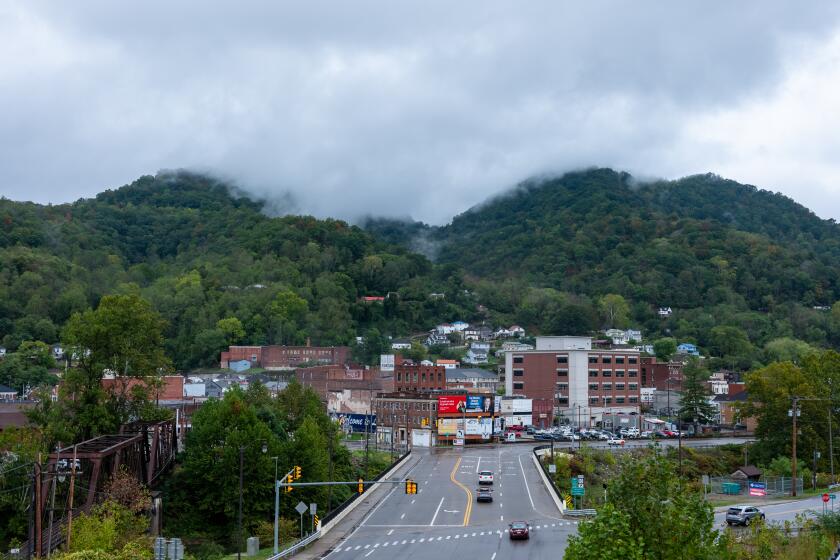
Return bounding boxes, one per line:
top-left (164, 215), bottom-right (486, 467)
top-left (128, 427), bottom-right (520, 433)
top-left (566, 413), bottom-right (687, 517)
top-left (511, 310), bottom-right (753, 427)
top-left (272, 456), bottom-right (279, 554)
top-left (238, 441), bottom-right (268, 560)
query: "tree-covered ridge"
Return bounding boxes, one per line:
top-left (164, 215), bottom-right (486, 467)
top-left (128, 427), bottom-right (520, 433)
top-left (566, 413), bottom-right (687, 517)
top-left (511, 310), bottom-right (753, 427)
top-left (0, 171), bottom-right (475, 369)
top-left (437, 168), bottom-right (840, 309)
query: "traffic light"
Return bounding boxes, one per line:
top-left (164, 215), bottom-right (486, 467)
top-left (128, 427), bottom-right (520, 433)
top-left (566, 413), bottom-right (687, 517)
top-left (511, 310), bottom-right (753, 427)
top-left (285, 483), bottom-right (292, 494)
top-left (294, 465), bottom-right (302, 480)
top-left (405, 479), bottom-right (417, 494)
top-left (314, 514), bottom-right (320, 528)
top-left (357, 478), bottom-right (365, 494)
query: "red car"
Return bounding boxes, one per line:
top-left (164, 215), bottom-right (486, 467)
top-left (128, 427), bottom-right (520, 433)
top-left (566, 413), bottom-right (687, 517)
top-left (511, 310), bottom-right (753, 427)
top-left (661, 430), bottom-right (678, 438)
top-left (509, 521), bottom-right (530, 540)
top-left (507, 425), bottom-right (525, 431)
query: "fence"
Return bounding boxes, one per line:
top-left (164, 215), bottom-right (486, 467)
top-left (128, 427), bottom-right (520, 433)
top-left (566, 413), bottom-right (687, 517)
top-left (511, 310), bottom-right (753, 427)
top-left (710, 476), bottom-right (803, 497)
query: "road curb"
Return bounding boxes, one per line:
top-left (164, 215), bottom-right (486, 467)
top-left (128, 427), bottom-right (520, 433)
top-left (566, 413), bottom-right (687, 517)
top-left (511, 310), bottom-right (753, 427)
top-left (531, 453), bottom-right (566, 514)
top-left (320, 451), bottom-right (413, 537)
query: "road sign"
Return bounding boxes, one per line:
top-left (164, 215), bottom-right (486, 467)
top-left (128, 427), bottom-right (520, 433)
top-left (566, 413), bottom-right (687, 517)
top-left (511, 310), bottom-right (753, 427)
top-left (549, 464), bottom-right (557, 474)
top-left (295, 501), bottom-right (308, 514)
top-left (831, 494), bottom-right (837, 500)
top-left (571, 486), bottom-right (585, 496)
top-left (823, 493), bottom-right (830, 503)
top-left (577, 475), bottom-right (585, 488)
top-left (454, 438), bottom-right (464, 446)
top-left (748, 482), bottom-right (766, 497)
top-left (309, 503), bottom-right (317, 515)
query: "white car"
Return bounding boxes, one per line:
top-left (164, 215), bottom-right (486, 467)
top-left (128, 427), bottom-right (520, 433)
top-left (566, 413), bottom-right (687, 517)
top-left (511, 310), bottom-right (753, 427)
top-left (478, 470), bottom-right (494, 485)
top-left (607, 438), bottom-right (626, 446)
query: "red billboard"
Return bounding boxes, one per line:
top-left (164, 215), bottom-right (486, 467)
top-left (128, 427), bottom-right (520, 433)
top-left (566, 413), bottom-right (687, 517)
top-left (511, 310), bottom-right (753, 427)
top-left (437, 395), bottom-right (467, 414)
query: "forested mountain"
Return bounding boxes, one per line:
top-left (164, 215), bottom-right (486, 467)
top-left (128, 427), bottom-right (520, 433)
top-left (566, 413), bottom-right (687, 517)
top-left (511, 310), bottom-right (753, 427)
top-left (0, 172), bottom-right (476, 370)
top-left (367, 168), bottom-right (840, 369)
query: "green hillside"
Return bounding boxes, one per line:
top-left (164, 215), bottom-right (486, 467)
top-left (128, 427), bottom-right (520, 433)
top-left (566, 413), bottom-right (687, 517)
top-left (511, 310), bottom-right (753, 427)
top-left (0, 171), bottom-right (475, 370)
top-left (367, 168), bottom-right (840, 368)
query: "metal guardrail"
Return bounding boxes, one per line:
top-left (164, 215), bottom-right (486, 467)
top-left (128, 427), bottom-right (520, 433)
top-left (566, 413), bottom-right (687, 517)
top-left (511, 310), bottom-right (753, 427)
top-left (267, 530), bottom-right (322, 560)
top-left (565, 509), bottom-right (596, 517)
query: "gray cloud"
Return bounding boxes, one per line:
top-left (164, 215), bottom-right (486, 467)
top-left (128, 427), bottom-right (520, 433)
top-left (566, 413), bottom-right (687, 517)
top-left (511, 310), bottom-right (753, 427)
top-left (2, 1), bottom-right (840, 224)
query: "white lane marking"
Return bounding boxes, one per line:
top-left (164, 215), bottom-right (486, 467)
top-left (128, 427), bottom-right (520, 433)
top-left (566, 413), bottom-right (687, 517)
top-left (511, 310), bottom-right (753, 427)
top-left (476, 456), bottom-right (481, 474)
top-left (411, 499), bottom-right (415, 504)
top-left (400, 513), bottom-right (405, 520)
top-left (430, 496), bottom-right (445, 526)
top-left (401, 540), bottom-right (407, 544)
top-left (500, 515), bottom-right (504, 521)
top-left (392, 541), bottom-right (398, 546)
top-left (472, 532), bottom-right (476, 537)
top-left (446, 535), bottom-right (451, 540)
top-left (334, 548), bottom-right (342, 552)
top-left (437, 537), bottom-right (443, 541)
top-left (364, 545), bottom-right (370, 549)
top-left (463, 533), bottom-right (469, 538)
top-left (500, 503), bottom-right (503, 508)
top-left (419, 538), bottom-right (425, 543)
top-left (492, 553), bottom-right (497, 560)
top-left (373, 543), bottom-right (380, 548)
top-left (387, 529), bottom-right (394, 535)
top-left (455, 535), bottom-right (460, 539)
top-left (355, 545), bottom-right (361, 550)
top-left (425, 480), bottom-right (429, 484)
top-left (364, 550), bottom-right (374, 558)
top-left (411, 539), bottom-right (416, 543)
top-left (382, 542), bottom-right (388, 547)
top-left (499, 493), bottom-right (502, 497)
top-left (517, 454), bottom-right (536, 510)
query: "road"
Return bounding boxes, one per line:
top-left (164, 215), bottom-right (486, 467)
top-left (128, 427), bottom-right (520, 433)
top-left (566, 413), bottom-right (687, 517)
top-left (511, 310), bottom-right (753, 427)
top-left (535, 436), bottom-right (753, 452)
top-left (714, 493), bottom-right (835, 527)
top-left (323, 445), bottom-right (574, 560)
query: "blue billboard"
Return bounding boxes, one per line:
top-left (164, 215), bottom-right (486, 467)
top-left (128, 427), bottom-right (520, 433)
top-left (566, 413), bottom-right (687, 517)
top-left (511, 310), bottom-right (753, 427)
top-left (466, 396), bottom-right (493, 413)
top-left (333, 413), bottom-right (377, 433)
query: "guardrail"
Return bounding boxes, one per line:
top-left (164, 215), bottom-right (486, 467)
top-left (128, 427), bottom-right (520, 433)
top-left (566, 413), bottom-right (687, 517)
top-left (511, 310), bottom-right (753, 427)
top-left (267, 530), bottom-right (322, 560)
top-left (565, 509), bottom-right (596, 517)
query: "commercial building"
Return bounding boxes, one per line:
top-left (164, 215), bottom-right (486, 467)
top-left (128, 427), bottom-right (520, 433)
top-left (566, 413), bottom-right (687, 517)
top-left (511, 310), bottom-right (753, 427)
top-left (640, 357), bottom-right (684, 391)
top-left (373, 392), bottom-right (438, 447)
top-left (394, 361), bottom-right (447, 392)
top-left (220, 344), bottom-right (350, 369)
top-left (445, 368), bottom-right (499, 393)
top-left (295, 365), bottom-right (393, 415)
top-left (503, 336), bottom-right (642, 428)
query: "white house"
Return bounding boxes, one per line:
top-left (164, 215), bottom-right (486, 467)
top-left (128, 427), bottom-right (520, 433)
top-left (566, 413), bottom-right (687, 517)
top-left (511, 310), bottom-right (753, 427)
top-left (0, 347), bottom-right (6, 358)
top-left (451, 321), bottom-right (470, 332)
top-left (606, 329), bottom-right (642, 345)
top-left (435, 324), bottom-right (456, 335)
top-left (436, 359), bottom-right (460, 369)
top-left (463, 342), bottom-right (491, 365)
top-left (51, 344), bottom-right (64, 359)
top-left (509, 325), bottom-right (525, 337)
top-left (425, 333), bottom-right (450, 346)
top-left (658, 307), bottom-right (673, 317)
top-left (464, 327), bottom-right (480, 341)
top-left (391, 339), bottom-right (412, 350)
top-left (495, 327), bottom-right (513, 338)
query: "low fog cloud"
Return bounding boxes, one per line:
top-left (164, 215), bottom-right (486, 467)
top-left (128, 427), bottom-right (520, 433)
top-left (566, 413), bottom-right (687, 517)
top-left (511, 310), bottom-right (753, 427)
top-left (2, 1), bottom-right (840, 223)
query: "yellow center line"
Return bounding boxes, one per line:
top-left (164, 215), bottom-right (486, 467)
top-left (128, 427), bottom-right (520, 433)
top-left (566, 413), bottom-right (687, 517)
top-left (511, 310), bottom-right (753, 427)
top-left (450, 457), bottom-right (472, 526)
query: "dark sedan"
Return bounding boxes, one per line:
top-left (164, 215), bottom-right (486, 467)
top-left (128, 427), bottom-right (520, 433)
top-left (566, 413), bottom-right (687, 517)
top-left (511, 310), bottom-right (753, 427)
top-left (509, 521), bottom-right (530, 540)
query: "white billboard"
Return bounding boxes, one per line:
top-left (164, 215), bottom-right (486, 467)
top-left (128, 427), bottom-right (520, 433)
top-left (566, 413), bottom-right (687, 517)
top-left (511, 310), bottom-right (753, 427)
top-left (504, 414), bottom-right (532, 427)
top-left (465, 417), bottom-right (493, 439)
top-left (380, 354), bottom-right (395, 372)
top-left (501, 398), bottom-right (532, 414)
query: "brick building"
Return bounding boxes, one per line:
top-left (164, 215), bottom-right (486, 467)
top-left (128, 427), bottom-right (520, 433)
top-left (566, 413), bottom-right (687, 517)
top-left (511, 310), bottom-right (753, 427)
top-left (640, 357), bottom-right (684, 391)
top-left (295, 365), bottom-right (393, 414)
top-left (220, 344), bottom-right (350, 369)
top-left (504, 336), bottom-right (641, 427)
top-left (373, 392), bottom-right (438, 446)
top-left (394, 361), bottom-right (447, 392)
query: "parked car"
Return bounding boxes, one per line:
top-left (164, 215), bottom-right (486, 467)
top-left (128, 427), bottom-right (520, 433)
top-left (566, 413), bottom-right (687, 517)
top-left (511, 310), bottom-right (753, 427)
top-left (509, 521), bottom-right (530, 540)
top-left (593, 431), bottom-right (610, 441)
top-left (607, 438), bottom-right (626, 446)
top-left (478, 471), bottom-right (494, 485)
top-left (525, 426), bottom-right (536, 435)
top-left (508, 425), bottom-right (525, 432)
top-left (640, 431), bottom-right (654, 439)
top-left (621, 428), bottom-right (640, 438)
top-left (476, 487), bottom-right (493, 503)
top-left (662, 430), bottom-right (678, 438)
top-left (726, 506), bottom-right (765, 526)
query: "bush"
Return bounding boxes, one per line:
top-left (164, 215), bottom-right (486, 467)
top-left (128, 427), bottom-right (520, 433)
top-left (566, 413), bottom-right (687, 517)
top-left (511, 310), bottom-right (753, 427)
top-left (190, 541), bottom-right (226, 560)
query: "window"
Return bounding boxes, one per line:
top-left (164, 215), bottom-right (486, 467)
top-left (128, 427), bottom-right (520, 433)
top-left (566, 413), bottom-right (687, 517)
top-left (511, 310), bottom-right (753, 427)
top-left (557, 383), bottom-right (568, 391)
top-left (589, 369), bottom-right (598, 377)
top-left (589, 383), bottom-right (598, 390)
top-left (629, 383), bottom-right (638, 390)
top-left (513, 356), bottom-right (524, 364)
top-left (628, 357), bottom-right (638, 364)
top-left (513, 382), bottom-right (524, 390)
top-left (588, 356), bottom-right (598, 364)
top-left (629, 397), bottom-right (639, 404)
top-left (422, 372), bottom-right (426, 382)
top-left (604, 397), bottom-right (612, 404)
top-left (602, 356), bottom-right (612, 364)
top-left (432, 403), bottom-right (436, 411)
top-left (616, 397), bottom-right (625, 404)
top-left (557, 355), bottom-right (568, 364)
top-left (615, 370), bottom-right (625, 377)
top-left (616, 383), bottom-right (625, 390)
top-left (602, 370), bottom-right (612, 377)
top-left (602, 382), bottom-right (612, 390)
top-left (615, 356), bottom-right (625, 364)
top-left (557, 369), bottom-right (568, 377)
top-left (590, 397), bottom-right (599, 404)
top-left (628, 370), bottom-right (638, 378)
top-left (513, 369), bottom-right (524, 377)
top-left (413, 372), bottom-right (418, 382)
top-left (397, 372), bottom-right (402, 381)
top-left (558, 397), bottom-right (569, 405)
top-left (438, 372), bottom-right (442, 381)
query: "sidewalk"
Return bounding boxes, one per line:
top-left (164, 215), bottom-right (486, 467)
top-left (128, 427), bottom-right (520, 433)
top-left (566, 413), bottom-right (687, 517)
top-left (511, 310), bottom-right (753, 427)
top-left (293, 453), bottom-right (422, 560)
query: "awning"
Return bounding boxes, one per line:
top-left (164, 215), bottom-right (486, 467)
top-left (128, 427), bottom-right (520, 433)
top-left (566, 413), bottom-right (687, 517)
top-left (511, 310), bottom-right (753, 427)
top-left (644, 418), bottom-right (666, 424)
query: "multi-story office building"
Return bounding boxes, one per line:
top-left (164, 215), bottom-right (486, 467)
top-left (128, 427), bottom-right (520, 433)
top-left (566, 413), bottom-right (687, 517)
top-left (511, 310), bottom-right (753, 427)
top-left (504, 336), bottom-right (641, 428)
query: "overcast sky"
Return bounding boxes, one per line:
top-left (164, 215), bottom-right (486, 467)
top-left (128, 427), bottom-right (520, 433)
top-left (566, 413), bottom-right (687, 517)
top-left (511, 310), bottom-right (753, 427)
top-left (3, 2), bottom-right (840, 224)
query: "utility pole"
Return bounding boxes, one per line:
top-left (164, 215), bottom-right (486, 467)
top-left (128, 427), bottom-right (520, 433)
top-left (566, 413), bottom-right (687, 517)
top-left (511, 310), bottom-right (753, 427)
top-left (364, 410), bottom-right (370, 478)
top-left (830, 381), bottom-right (836, 484)
top-left (65, 446), bottom-right (77, 552)
top-left (238, 446), bottom-right (244, 560)
top-left (792, 397), bottom-right (799, 497)
top-left (46, 445), bottom-right (59, 557)
top-left (35, 456), bottom-right (42, 558)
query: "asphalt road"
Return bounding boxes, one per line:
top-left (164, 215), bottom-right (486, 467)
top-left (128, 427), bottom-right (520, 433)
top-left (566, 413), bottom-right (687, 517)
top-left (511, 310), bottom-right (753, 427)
top-left (714, 493), bottom-right (836, 527)
top-left (322, 446), bottom-right (574, 560)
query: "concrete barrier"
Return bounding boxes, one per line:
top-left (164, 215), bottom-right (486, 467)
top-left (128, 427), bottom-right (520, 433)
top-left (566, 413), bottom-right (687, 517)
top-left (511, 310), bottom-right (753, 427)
top-left (531, 453), bottom-right (566, 514)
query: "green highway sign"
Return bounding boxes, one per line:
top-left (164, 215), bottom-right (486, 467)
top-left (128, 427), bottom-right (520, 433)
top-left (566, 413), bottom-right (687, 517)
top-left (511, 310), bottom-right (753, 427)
top-left (571, 487), bottom-right (585, 496)
top-left (831, 494), bottom-right (837, 500)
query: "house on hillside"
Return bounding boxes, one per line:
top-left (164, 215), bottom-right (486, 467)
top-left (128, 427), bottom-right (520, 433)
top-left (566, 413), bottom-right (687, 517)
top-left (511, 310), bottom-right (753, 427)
top-left (0, 385), bottom-right (17, 401)
top-left (464, 342), bottom-right (491, 365)
top-left (0, 347), bottom-right (5, 359)
top-left (509, 325), bottom-right (525, 337)
top-left (391, 339), bottom-right (412, 350)
top-left (494, 327), bottom-right (512, 339)
top-left (677, 343), bottom-right (700, 356)
top-left (361, 296), bottom-right (385, 304)
top-left (658, 307), bottom-right (673, 317)
top-left (452, 321), bottom-right (469, 332)
top-left (436, 359), bottom-right (460, 369)
top-left (425, 333), bottom-right (450, 347)
top-left (606, 329), bottom-right (642, 345)
top-left (435, 324), bottom-right (455, 335)
top-left (464, 326), bottom-right (480, 341)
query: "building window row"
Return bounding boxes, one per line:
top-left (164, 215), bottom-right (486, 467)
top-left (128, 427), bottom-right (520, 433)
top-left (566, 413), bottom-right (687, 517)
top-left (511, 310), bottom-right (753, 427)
top-left (513, 382), bottom-right (524, 390)
top-left (556, 355), bottom-right (568, 364)
top-left (556, 369), bottom-right (568, 377)
top-left (588, 355), bottom-right (639, 364)
top-left (513, 369), bottom-right (524, 377)
top-left (513, 356), bottom-right (524, 364)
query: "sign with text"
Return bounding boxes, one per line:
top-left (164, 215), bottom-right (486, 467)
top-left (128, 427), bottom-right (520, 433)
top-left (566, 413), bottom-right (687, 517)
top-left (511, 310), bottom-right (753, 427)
top-left (749, 482), bottom-right (767, 497)
top-left (465, 417), bottom-right (493, 438)
top-left (466, 395), bottom-right (493, 413)
top-left (332, 413), bottom-right (376, 433)
top-left (437, 418), bottom-right (459, 435)
top-left (438, 395), bottom-right (467, 414)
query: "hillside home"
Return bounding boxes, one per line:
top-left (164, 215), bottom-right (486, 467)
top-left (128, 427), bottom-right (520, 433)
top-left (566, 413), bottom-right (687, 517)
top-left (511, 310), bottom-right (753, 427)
top-left (451, 321), bottom-right (470, 332)
top-left (677, 343), bottom-right (700, 356)
top-left (51, 344), bottom-right (64, 360)
top-left (0, 384), bottom-right (17, 401)
top-left (0, 347), bottom-right (5, 358)
top-left (658, 307), bottom-right (673, 317)
top-left (435, 324), bottom-right (456, 335)
top-left (436, 359), bottom-right (459, 369)
top-left (425, 333), bottom-right (450, 346)
top-left (509, 325), bottom-right (525, 337)
top-left (391, 339), bottom-right (412, 350)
